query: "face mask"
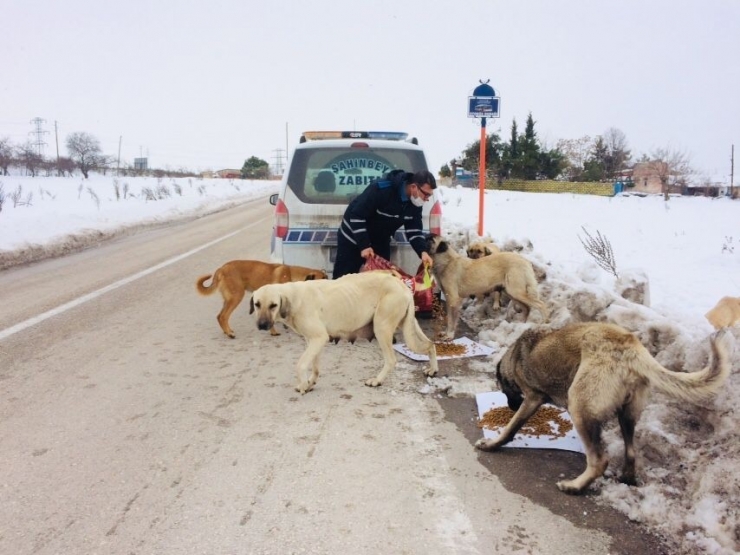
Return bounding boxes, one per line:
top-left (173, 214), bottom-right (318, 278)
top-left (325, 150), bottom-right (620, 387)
top-left (410, 195), bottom-right (425, 207)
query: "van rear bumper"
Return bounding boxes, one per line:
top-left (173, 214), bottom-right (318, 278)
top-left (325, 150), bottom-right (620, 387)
top-left (273, 228), bottom-right (425, 278)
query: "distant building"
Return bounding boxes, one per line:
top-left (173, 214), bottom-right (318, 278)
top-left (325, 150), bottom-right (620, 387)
top-left (215, 169), bottom-right (242, 179)
top-left (632, 163), bottom-right (731, 197)
top-left (134, 157), bottom-right (148, 171)
top-left (631, 162), bottom-right (665, 195)
top-left (683, 173), bottom-right (731, 197)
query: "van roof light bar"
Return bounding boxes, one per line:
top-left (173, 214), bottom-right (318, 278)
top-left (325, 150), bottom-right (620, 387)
top-left (301, 131), bottom-right (410, 142)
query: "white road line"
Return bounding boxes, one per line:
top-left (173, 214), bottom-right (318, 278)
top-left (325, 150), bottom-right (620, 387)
top-left (0, 225), bottom-right (258, 342)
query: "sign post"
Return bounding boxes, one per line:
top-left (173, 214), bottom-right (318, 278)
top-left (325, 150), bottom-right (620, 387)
top-left (468, 80), bottom-right (500, 237)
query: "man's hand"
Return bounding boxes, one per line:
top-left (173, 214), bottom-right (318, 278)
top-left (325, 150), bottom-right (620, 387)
top-left (421, 251), bottom-right (433, 268)
top-left (361, 247), bottom-right (375, 259)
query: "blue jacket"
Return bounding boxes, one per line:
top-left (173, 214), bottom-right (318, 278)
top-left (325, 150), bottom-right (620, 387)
top-left (339, 170), bottom-right (426, 257)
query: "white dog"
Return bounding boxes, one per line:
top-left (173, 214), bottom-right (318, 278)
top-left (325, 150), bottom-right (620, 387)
top-left (250, 272), bottom-right (438, 394)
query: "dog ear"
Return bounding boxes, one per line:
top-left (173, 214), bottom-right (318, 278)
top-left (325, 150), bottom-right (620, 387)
top-left (436, 239), bottom-right (448, 254)
top-left (484, 246), bottom-right (492, 256)
top-left (279, 295), bottom-right (290, 319)
top-left (304, 274), bottom-right (316, 281)
top-left (249, 296), bottom-right (255, 314)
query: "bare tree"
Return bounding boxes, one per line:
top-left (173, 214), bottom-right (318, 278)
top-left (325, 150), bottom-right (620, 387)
top-left (18, 142), bottom-right (43, 177)
top-left (55, 156), bottom-right (76, 177)
top-left (0, 137), bottom-right (14, 176)
top-left (602, 127), bottom-right (631, 178)
top-left (94, 154), bottom-right (114, 176)
top-left (649, 147), bottom-right (693, 200)
top-left (556, 135), bottom-right (594, 181)
top-left (66, 131), bottom-right (102, 178)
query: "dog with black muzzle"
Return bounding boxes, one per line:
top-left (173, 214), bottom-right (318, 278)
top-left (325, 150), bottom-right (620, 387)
top-left (425, 233), bottom-right (549, 339)
top-left (476, 322), bottom-right (732, 494)
top-left (249, 271), bottom-right (438, 394)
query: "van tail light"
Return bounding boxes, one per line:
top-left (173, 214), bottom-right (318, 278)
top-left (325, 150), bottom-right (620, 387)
top-left (429, 200), bottom-right (442, 236)
top-left (274, 199), bottom-right (289, 239)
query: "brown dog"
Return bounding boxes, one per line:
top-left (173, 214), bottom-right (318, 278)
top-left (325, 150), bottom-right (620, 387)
top-left (197, 260), bottom-right (327, 338)
top-left (705, 296), bottom-right (740, 330)
top-left (425, 234), bottom-right (549, 338)
top-left (476, 323), bottom-right (731, 494)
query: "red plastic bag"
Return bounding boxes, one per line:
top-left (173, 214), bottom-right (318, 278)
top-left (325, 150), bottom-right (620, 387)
top-left (360, 256), bottom-right (435, 314)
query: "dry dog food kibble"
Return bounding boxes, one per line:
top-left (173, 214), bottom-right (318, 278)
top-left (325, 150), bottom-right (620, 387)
top-left (434, 341), bottom-right (467, 356)
top-left (477, 405), bottom-right (573, 439)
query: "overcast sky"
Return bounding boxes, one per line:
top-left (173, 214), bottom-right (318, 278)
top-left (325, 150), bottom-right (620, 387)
top-left (2, 0), bottom-right (738, 178)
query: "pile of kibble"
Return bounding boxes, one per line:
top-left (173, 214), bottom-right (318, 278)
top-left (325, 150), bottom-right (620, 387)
top-left (434, 341), bottom-right (467, 356)
top-left (477, 405), bottom-right (574, 439)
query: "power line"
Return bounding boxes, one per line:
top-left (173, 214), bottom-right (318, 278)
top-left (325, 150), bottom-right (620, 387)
top-left (29, 117), bottom-right (48, 157)
top-left (272, 148), bottom-right (285, 176)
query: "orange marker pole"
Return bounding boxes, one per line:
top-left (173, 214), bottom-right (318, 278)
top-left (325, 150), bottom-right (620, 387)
top-left (478, 117), bottom-right (486, 237)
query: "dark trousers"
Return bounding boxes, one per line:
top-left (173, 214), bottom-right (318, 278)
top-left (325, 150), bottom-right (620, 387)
top-left (333, 232), bottom-right (390, 280)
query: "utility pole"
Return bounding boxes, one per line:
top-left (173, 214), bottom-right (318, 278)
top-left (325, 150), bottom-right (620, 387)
top-left (117, 136), bottom-right (122, 177)
top-left (731, 144), bottom-right (735, 199)
top-left (54, 121), bottom-right (60, 162)
top-left (285, 122), bottom-right (289, 168)
top-left (29, 117), bottom-right (48, 157)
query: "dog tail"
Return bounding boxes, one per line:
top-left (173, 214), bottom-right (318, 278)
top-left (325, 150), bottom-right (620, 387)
top-left (634, 330), bottom-right (732, 404)
top-left (400, 298), bottom-right (439, 375)
top-left (196, 270), bottom-right (220, 295)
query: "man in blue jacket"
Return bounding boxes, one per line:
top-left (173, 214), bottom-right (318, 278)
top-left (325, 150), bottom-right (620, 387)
top-left (333, 169), bottom-right (436, 279)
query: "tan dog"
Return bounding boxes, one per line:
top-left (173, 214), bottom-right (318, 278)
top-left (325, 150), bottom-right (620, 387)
top-left (476, 323), bottom-right (731, 494)
top-left (249, 272), bottom-right (438, 394)
top-left (705, 296), bottom-right (740, 330)
top-left (466, 240), bottom-right (505, 310)
top-left (197, 260), bottom-right (327, 338)
top-left (466, 240), bottom-right (501, 259)
top-left (425, 234), bottom-right (549, 338)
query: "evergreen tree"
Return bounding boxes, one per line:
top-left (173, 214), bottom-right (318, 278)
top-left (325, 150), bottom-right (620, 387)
top-left (538, 149), bottom-right (566, 180)
top-left (518, 113), bottom-right (541, 180)
top-left (452, 112), bottom-right (567, 181)
top-left (241, 156), bottom-right (270, 179)
top-left (459, 132), bottom-right (503, 175)
top-left (583, 137), bottom-right (608, 181)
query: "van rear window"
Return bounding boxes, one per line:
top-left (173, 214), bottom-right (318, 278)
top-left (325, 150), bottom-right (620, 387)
top-left (287, 147), bottom-right (427, 204)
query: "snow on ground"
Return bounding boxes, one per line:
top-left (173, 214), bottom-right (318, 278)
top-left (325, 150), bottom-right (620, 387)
top-left (1, 175), bottom-right (739, 554)
top-left (0, 174), bottom-right (279, 268)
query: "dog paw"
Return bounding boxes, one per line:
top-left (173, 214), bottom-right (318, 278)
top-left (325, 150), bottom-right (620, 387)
top-left (227, 332), bottom-right (236, 339)
top-left (556, 480), bottom-right (584, 495)
top-left (424, 367), bottom-right (438, 377)
top-left (295, 382), bottom-right (314, 394)
top-left (364, 378), bottom-right (382, 387)
top-left (475, 438), bottom-right (499, 451)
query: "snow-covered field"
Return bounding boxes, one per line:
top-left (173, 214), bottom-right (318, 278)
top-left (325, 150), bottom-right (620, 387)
top-left (1, 174), bottom-right (739, 554)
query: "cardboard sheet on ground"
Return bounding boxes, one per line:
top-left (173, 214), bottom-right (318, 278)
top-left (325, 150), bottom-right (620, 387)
top-left (476, 391), bottom-right (585, 454)
top-left (393, 336), bottom-right (495, 361)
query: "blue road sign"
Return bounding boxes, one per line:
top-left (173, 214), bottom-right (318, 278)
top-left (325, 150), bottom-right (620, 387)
top-left (468, 96), bottom-right (500, 118)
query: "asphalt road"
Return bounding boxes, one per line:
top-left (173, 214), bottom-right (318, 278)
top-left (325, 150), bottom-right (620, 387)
top-left (0, 197), bottom-right (676, 555)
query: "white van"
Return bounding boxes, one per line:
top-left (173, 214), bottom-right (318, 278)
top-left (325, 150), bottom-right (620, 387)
top-left (269, 131), bottom-right (442, 277)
